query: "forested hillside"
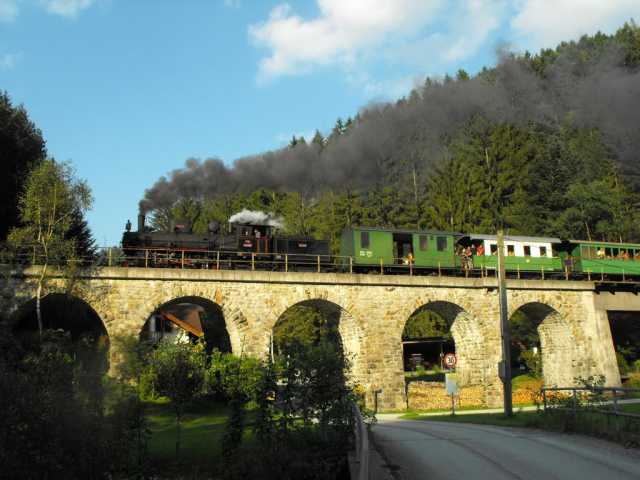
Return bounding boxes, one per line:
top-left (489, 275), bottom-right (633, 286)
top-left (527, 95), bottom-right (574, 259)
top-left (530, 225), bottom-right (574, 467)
top-left (141, 23), bottom-right (640, 251)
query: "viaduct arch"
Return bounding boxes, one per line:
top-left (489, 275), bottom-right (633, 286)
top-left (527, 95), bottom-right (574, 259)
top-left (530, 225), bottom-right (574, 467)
top-left (0, 266), bottom-right (625, 410)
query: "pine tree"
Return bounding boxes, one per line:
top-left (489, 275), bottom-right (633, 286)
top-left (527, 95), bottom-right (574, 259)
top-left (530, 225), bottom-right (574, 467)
top-left (311, 130), bottom-right (325, 151)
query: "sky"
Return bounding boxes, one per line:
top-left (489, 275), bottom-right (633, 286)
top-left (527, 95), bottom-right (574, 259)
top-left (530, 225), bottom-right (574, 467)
top-left (1, 0), bottom-right (639, 246)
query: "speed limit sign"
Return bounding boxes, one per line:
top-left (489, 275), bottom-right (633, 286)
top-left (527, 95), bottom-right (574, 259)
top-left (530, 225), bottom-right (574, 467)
top-left (444, 353), bottom-right (457, 369)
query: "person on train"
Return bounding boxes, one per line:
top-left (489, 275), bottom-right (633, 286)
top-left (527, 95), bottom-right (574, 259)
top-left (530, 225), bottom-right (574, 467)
top-left (477, 243), bottom-right (485, 256)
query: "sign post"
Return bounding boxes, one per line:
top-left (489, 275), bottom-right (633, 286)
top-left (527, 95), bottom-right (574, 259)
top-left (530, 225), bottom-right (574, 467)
top-left (445, 373), bottom-right (458, 416)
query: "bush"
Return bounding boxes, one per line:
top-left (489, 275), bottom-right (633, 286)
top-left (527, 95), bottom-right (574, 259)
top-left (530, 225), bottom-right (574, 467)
top-left (520, 349), bottom-right (542, 378)
top-left (237, 340), bottom-right (357, 479)
top-left (0, 327), bottom-right (152, 478)
top-left (146, 340), bottom-right (206, 460)
top-left (206, 350), bottom-right (262, 402)
top-left (616, 351), bottom-right (630, 375)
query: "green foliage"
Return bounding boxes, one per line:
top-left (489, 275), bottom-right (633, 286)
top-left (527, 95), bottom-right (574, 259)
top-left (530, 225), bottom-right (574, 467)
top-left (9, 159), bottom-right (93, 261)
top-left (0, 91), bottom-right (46, 240)
top-left (146, 340), bottom-right (206, 460)
top-left (616, 351), bottom-right (630, 375)
top-left (402, 309), bottom-right (451, 340)
top-left (206, 350), bottom-right (262, 401)
top-left (0, 327), bottom-right (149, 479)
top-left (273, 304), bottom-right (341, 356)
top-left (520, 350), bottom-right (542, 378)
top-left (241, 341), bottom-right (355, 479)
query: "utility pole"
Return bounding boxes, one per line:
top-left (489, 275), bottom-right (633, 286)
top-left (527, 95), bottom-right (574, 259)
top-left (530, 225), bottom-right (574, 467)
top-left (497, 230), bottom-right (513, 416)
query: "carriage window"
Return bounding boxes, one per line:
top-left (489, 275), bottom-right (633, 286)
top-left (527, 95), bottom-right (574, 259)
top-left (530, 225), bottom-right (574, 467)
top-left (437, 236), bottom-right (448, 251)
top-left (419, 235), bottom-right (428, 251)
top-left (540, 246), bottom-right (547, 257)
top-left (507, 245), bottom-right (515, 256)
top-left (490, 243), bottom-right (498, 254)
top-left (360, 231), bottom-right (370, 249)
top-left (524, 246), bottom-right (531, 256)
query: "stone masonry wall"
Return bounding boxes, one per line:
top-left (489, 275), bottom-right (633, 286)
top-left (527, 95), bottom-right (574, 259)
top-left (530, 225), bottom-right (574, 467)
top-left (0, 267), bottom-right (622, 410)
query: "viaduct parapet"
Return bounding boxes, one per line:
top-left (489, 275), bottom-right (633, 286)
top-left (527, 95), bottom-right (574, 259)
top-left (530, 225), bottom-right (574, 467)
top-left (1, 267), bottom-right (628, 410)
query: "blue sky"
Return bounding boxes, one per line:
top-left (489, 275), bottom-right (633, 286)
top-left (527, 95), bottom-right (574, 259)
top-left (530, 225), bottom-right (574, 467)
top-left (1, 0), bottom-right (638, 245)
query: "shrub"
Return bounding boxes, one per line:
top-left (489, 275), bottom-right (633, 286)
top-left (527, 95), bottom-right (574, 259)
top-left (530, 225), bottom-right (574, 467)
top-left (520, 349), bottom-right (542, 378)
top-left (616, 351), bottom-right (630, 375)
top-left (206, 350), bottom-right (262, 402)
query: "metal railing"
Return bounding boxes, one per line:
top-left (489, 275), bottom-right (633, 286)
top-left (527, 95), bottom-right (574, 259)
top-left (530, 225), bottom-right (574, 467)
top-left (541, 386), bottom-right (640, 419)
top-left (351, 403), bottom-right (369, 480)
top-left (4, 246), bottom-right (640, 284)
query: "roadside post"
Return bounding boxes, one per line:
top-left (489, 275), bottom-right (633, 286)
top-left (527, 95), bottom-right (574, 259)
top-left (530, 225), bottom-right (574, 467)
top-left (444, 353), bottom-right (458, 415)
top-left (497, 230), bottom-right (513, 416)
top-left (445, 372), bottom-right (458, 416)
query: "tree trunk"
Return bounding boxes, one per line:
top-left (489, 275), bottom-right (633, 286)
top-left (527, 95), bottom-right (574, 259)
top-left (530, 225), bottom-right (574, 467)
top-left (35, 262), bottom-right (47, 339)
top-left (584, 221), bottom-right (592, 241)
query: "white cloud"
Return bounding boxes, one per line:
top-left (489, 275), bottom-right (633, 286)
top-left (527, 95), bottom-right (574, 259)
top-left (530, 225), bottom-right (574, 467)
top-left (0, 0), bottom-right (19, 22)
top-left (440, 0), bottom-right (505, 62)
top-left (511, 0), bottom-right (640, 50)
top-left (39, 0), bottom-right (95, 19)
top-left (249, 0), bottom-right (445, 80)
top-left (0, 51), bottom-right (20, 70)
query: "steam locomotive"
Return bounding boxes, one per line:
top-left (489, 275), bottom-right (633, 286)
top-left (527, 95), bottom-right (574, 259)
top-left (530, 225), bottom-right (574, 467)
top-left (121, 214), bottom-right (330, 269)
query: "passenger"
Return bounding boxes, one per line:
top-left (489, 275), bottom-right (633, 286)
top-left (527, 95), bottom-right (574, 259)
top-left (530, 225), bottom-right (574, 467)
top-left (597, 248), bottom-right (605, 259)
top-left (254, 229), bottom-right (261, 239)
top-left (623, 250), bottom-right (630, 260)
top-left (407, 251), bottom-right (414, 264)
top-left (477, 244), bottom-right (485, 256)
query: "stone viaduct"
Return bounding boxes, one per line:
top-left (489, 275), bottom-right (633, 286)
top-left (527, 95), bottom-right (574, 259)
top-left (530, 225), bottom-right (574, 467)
top-left (1, 266), bottom-right (632, 410)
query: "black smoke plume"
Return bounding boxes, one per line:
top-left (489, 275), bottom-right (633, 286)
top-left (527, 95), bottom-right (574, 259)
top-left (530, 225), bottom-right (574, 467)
top-left (140, 43), bottom-right (640, 214)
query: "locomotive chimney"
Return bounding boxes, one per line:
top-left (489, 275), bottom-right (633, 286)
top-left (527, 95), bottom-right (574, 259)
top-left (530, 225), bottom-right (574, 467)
top-left (138, 214), bottom-right (145, 233)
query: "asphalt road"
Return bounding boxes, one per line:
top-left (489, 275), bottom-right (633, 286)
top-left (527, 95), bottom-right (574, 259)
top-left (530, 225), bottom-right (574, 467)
top-left (371, 418), bottom-right (640, 480)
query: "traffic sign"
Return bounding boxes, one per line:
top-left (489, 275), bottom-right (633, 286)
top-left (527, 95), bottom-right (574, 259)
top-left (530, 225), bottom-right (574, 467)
top-left (444, 353), bottom-right (457, 369)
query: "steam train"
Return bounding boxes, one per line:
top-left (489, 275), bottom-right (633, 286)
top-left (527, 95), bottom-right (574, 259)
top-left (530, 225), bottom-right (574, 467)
top-left (122, 213), bottom-right (640, 280)
top-left (121, 214), bottom-right (330, 269)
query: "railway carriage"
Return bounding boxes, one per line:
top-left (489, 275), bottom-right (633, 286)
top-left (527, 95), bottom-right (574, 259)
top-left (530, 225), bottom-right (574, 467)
top-left (339, 227), bottom-right (460, 273)
top-left (569, 240), bottom-right (640, 278)
top-left (462, 234), bottom-right (564, 275)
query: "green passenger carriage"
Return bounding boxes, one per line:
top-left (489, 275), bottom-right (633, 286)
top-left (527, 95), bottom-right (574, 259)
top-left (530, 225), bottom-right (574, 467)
top-left (570, 240), bottom-right (640, 278)
top-left (340, 227), bottom-right (459, 272)
top-left (339, 226), bottom-right (640, 280)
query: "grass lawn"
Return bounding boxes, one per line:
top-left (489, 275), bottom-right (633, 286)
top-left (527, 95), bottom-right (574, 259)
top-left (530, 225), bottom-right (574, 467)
top-left (145, 397), bottom-right (236, 475)
top-left (404, 370), bottom-right (445, 382)
top-left (621, 403), bottom-right (640, 414)
top-left (401, 410), bottom-right (539, 428)
top-left (512, 373), bottom-right (540, 390)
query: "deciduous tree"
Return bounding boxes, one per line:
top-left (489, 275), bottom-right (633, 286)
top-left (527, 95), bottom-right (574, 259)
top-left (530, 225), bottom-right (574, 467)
top-left (8, 160), bottom-right (92, 337)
